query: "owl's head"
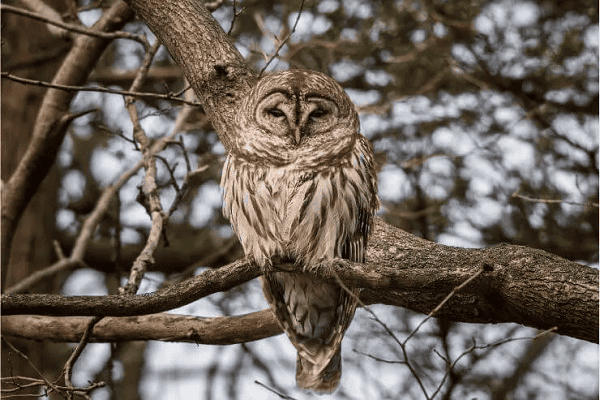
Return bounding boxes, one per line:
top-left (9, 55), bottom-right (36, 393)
top-left (233, 69), bottom-right (361, 166)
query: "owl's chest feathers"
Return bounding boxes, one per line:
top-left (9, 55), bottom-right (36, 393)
top-left (223, 134), bottom-right (377, 268)
top-left (224, 154), bottom-right (359, 267)
top-left (256, 165), bottom-right (341, 266)
top-left (257, 166), bottom-right (318, 239)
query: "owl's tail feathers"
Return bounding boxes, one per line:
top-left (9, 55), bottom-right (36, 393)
top-left (295, 347), bottom-right (342, 393)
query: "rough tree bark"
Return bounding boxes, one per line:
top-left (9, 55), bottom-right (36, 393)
top-left (1, 0), bottom-right (598, 355)
top-left (2, 218), bottom-right (598, 343)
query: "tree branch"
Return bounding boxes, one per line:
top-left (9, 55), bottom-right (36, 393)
top-left (3, 131), bottom-right (183, 295)
top-left (122, 0), bottom-right (257, 152)
top-left (1, 72), bottom-right (200, 106)
top-left (0, 4), bottom-right (147, 45)
top-left (1, 311), bottom-right (281, 345)
top-left (2, 219), bottom-right (598, 343)
top-left (2, 258), bottom-right (259, 316)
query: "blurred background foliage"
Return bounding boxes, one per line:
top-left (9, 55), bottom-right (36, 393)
top-left (1, 0), bottom-right (598, 399)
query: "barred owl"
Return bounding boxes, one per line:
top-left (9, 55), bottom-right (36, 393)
top-left (221, 69), bottom-right (379, 393)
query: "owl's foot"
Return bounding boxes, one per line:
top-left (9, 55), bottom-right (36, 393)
top-left (302, 258), bottom-right (347, 277)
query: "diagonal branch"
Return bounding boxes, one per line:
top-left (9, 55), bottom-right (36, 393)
top-left (122, 0), bottom-right (258, 152)
top-left (121, 39), bottom-right (165, 295)
top-left (1, 72), bottom-right (201, 106)
top-left (0, 4), bottom-right (147, 45)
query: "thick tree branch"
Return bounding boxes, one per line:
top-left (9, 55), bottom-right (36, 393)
top-left (2, 258), bottom-right (259, 316)
top-left (123, 0), bottom-right (257, 152)
top-left (1, 311), bottom-right (281, 345)
top-left (2, 219), bottom-right (598, 343)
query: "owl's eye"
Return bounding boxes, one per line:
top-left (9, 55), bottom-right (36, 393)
top-left (308, 108), bottom-right (328, 120)
top-left (267, 108), bottom-right (285, 118)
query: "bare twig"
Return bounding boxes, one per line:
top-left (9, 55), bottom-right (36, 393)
top-left (1, 72), bottom-right (201, 106)
top-left (254, 380), bottom-right (298, 400)
top-left (260, 0), bottom-right (306, 75)
top-left (52, 240), bottom-right (66, 260)
top-left (227, 0), bottom-right (244, 36)
top-left (353, 349), bottom-right (406, 364)
top-left (120, 39), bottom-right (166, 295)
top-left (165, 163), bottom-right (208, 217)
top-left (1, 4), bottom-right (148, 46)
top-left (62, 316), bottom-right (104, 400)
top-left (402, 268), bottom-right (485, 398)
top-left (428, 328), bottom-right (558, 399)
top-left (1, 337), bottom-right (65, 397)
top-left (512, 191), bottom-right (599, 208)
top-left (111, 193), bottom-right (123, 274)
top-left (5, 259), bottom-right (88, 295)
top-left (405, 267), bottom-right (486, 343)
top-left (335, 265), bottom-right (486, 399)
top-left (331, 270), bottom-right (432, 397)
top-left (4, 133), bottom-right (180, 295)
top-left (0, 376), bottom-right (106, 398)
top-left (177, 136), bottom-right (193, 172)
top-left (241, 343), bottom-right (287, 392)
top-left (125, 40), bottom-right (163, 100)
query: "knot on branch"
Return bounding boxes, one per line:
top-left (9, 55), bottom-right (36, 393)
top-left (214, 64), bottom-right (234, 79)
top-left (482, 262), bottom-right (494, 272)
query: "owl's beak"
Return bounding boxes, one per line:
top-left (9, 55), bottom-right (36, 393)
top-left (293, 127), bottom-right (302, 145)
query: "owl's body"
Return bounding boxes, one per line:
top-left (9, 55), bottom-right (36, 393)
top-left (221, 70), bottom-right (379, 392)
